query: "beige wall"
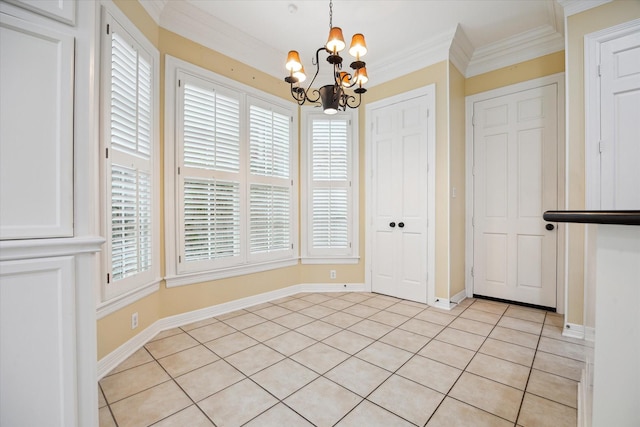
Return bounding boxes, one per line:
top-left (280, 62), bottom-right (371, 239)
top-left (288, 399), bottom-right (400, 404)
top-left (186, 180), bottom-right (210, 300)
top-left (98, 1), bottom-right (366, 359)
top-left (100, 0), bottom-right (635, 359)
top-left (449, 62), bottom-right (466, 298)
top-left (564, 0), bottom-right (640, 324)
top-left (466, 51), bottom-right (565, 96)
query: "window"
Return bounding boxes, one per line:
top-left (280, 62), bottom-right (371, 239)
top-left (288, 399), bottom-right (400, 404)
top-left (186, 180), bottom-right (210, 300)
top-left (248, 101), bottom-right (293, 261)
top-left (301, 109), bottom-right (359, 263)
top-left (177, 76), bottom-right (242, 272)
top-left (100, 9), bottom-right (160, 302)
top-left (166, 58), bottom-right (297, 285)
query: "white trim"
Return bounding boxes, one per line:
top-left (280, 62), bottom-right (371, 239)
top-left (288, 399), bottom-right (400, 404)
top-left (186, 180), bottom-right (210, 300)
top-left (465, 73), bottom-right (566, 310)
top-left (451, 289), bottom-right (467, 305)
top-left (557, 0), bottom-right (612, 18)
top-left (432, 298), bottom-right (454, 310)
top-left (138, 0), bottom-right (165, 25)
top-left (159, 0), bottom-right (283, 86)
top-left (449, 24), bottom-right (473, 76)
top-left (365, 85), bottom-right (436, 306)
top-left (584, 19), bottom-right (640, 210)
top-left (98, 2), bottom-right (162, 303)
top-left (300, 257), bottom-right (360, 265)
top-left (165, 259), bottom-right (299, 288)
top-left (96, 280), bottom-right (161, 319)
top-left (164, 55), bottom-right (299, 282)
top-left (563, 322), bottom-right (586, 340)
top-left (564, 323), bottom-right (595, 342)
top-left (3, 0), bottom-right (76, 26)
top-left (584, 326), bottom-right (595, 343)
top-left (97, 283), bottom-right (366, 378)
top-left (466, 25), bottom-right (565, 78)
top-left (300, 107), bottom-right (359, 261)
top-left (0, 236), bottom-right (104, 261)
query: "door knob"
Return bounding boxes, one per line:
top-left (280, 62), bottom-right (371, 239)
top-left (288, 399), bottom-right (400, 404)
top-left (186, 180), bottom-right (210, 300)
top-left (389, 222), bottom-right (396, 228)
top-left (545, 223), bottom-right (555, 231)
top-left (398, 222), bottom-right (405, 228)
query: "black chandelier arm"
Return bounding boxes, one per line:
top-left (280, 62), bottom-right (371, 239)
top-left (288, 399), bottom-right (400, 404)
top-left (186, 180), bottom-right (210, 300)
top-left (287, 47), bottom-right (331, 107)
top-left (342, 89), bottom-right (364, 110)
top-left (306, 47), bottom-right (327, 94)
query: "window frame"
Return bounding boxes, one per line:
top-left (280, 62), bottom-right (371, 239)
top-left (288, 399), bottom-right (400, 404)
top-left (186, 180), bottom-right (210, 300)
top-left (301, 107), bottom-right (359, 264)
top-left (98, 5), bottom-right (161, 308)
top-left (164, 56), bottom-right (298, 288)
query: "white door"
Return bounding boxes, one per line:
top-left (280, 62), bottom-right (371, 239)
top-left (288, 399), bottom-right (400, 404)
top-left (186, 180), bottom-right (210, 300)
top-left (472, 84), bottom-right (558, 308)
top-left (370, 95), bottom-right (430, 303)
top-left (600, 30), bottom-right (640, 209)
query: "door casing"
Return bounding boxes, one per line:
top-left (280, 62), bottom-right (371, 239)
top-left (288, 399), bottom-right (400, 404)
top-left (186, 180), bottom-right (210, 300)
top-left (465, 73), bottom-right (566, 313)
top-left (365, 84), bottom-right (436, 305)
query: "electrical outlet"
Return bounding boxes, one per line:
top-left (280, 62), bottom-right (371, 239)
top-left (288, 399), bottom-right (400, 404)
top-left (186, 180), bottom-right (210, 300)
top-left (330, 270), bottom-right (336, 279)
top-left (131, 312), bottom-right (139, 329)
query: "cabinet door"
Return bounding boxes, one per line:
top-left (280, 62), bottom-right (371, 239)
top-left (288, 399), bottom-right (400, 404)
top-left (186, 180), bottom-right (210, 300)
top-left (0, 256), bottom-right (77, 427)
top-left (0, 13), bottom-right (74, 239)
top-left (3, 0), bottom-right (76, 25)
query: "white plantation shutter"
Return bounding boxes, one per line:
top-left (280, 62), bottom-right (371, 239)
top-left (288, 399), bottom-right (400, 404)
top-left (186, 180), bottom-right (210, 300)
top-left (110, 166), bottom-right (151, 280)
top-left (250, 105), bottom-right (290, 178)
top-left (312, 188), bottom-right (348, 249)
top-left (183, 178), bottom-right (240, 261)
top-left (178, 74), bottom-right (243, 270)
top-left (303, 112), bottom-right (357, 260)
top-left (169, 61), bottom-right (297, 280)
top-left (103, 13), bottom-right (158, 300)
top-left (312, 119), bottom-right (348, 181)
top-left (183, 83), bottom-right (240, 172)
top-left (311, 118), bottom-right (350, 250)
top-left (248, 100), bottom-right (293, 259)
top-left (250, 184), bottom-right (290, 254)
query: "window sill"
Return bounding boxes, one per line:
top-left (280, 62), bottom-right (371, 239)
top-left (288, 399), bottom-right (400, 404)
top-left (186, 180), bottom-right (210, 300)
top-left (97, 279), bottom-right (161, 319)
top-left (166, 258), bottom-right (299, 288)
top-left (300, 256), bottom-right (360, 265)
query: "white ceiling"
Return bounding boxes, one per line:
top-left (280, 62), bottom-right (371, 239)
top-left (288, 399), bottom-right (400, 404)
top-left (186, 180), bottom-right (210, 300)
top-left (141, 0), bottom-right (566, 85)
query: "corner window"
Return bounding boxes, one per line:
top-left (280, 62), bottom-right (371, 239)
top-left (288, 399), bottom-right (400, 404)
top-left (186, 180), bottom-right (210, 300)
top-left (165, 58), bottom-right (298, 286)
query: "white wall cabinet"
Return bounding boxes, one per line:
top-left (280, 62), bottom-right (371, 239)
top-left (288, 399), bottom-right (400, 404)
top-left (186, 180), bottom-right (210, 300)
top-left (0, 256), bottom-right (77, 426)
top-left (0, 1), bottom-right (102, 426)
top-left (0, 11), bottom-right (74, 240)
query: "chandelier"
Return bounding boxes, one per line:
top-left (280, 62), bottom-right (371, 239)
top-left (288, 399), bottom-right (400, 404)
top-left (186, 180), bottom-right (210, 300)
top-left (284, 0), bottom-right (368, 114)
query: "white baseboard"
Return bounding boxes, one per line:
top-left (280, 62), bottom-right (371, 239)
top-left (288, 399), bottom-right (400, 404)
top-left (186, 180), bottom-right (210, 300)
top-left (563, 322), bottom-right (586, 339)
top-left (451, 290), bottom-right (467, 305)
top-left (432, 298), bottom-right (452, 310)
top-left (584, 326), bottom-right (595, 343)
top-left (97, 282), bottom-right (366, 379)
top-left (431, 290), bottom-right (467, 310)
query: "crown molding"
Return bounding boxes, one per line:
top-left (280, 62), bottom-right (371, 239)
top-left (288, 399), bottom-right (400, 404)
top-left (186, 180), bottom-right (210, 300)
top-left (449, 24), bottom-right (474, 75)
top-left (138, 0), bottom-right (165, 25)
top-left (466, 24), bottom-right (564, 77)
top-left (159, 0), bottom-right (285, 80)
top-left (556, 0), bottom-right (612, 17)
top-left (141, 1), bottom-right (569, 86)
top-left (368, 26), bottom-right (456, 85)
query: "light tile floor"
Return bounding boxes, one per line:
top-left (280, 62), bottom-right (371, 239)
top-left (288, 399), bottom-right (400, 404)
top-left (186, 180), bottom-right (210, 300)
top-left (99, 293), bottom-right (592, 427)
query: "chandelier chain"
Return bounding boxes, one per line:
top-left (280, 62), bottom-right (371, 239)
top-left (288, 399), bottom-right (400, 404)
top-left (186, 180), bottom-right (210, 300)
top-left (329, 0), bottom-right (333, 29)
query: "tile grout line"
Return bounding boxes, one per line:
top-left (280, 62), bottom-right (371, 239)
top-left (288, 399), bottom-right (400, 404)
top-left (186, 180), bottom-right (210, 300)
top-left (99, 293), bottom-right (579, 426)
top-left (422, 299), bottom-right (517, 426)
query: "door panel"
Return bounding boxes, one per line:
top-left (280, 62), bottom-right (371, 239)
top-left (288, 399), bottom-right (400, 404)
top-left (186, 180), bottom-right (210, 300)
top-left (371, 96), bottom-right (429, 302)
top-left (473, 84), bottom-right (558, 307)
top-left (600, 31), bottom-right (640, 209)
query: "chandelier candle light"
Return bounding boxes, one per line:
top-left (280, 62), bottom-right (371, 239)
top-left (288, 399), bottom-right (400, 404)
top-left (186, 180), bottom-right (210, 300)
top-left (284, 0), bottom-right (368, 114)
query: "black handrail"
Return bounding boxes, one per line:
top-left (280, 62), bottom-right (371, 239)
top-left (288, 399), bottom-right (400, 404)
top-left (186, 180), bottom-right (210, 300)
top-left (543, 210), bottom-right (640, 226)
